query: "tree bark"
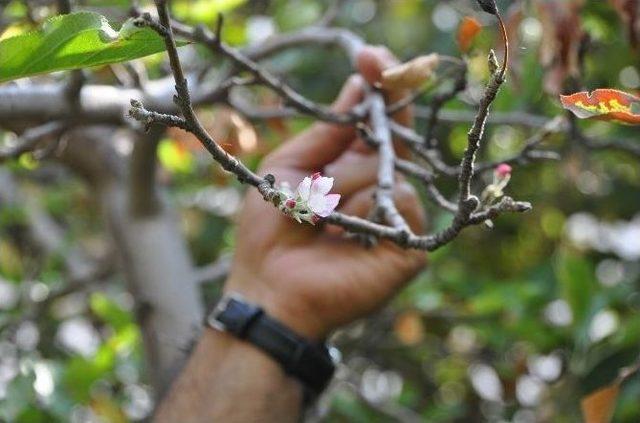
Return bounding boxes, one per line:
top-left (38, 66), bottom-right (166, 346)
top-left (59, 126), bottom-right (204, 394)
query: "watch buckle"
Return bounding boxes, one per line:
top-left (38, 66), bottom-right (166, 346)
top-left (207, 293), bottom-right (244, 332)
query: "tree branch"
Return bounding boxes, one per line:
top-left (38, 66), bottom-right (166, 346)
top-left (369, 92), bottom-right (411, 232)
top-left (169, 19), bottom-right (363, 124)
top-left (0, 122), bottom-right (67, 163)
top-left (127, 4), bottom-right (531, 252)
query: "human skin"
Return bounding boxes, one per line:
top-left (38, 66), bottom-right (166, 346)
top-left (154, 45), bottom-right (426, 423)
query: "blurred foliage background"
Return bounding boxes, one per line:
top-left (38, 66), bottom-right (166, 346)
top-left (1, 0), bottom-right (640, 422)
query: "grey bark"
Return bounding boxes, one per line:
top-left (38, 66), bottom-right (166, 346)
top-left (58, 126), bottom-right (204, 393)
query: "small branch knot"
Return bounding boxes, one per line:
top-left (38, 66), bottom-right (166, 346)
top-left (264, 174), bottom-right (276, 186)
top-left (462, 196), bottom-right (480, 214)
top-left (130, 99), bottom-right (143, 109)
top-left (194, 24), bottom-right (208, 41)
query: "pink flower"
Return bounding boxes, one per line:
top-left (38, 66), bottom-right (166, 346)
top-left (495, 163), bottom-right (512, 179)
top-left (296, 174), bottom-right (341, 218)
top-left (277, 173), bottom-right (341, 224)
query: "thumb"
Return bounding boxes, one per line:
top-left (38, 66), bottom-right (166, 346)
top-left (356, 45), bottom-right (399, 86)
top-left (356, 45), bottom-right (413, 155)
top-left (263, 74), bottom-right (365, 170)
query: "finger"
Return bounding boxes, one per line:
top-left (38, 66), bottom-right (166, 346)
top-left (331, 182), bottom-right (424, 234)
top-left (357, 45), bottom-right (398, 87)
top-left (326, 182), bottom-right (427, 287)
top-left (356, 45), bottom-right (413, 128)
top-left (263, 75), bottom-right (364, 170)
top-left (324, 151), bottom-right (379, 198)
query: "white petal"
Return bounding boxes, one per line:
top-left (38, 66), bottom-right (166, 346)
top-left (297, 177), bottom-right (312, 201)
top-left (319, 194), bottom-right (340, 217)
top-left (311, 176), bottom-right (334, 196)
top-left (307, 192), bottom-right (327, 215)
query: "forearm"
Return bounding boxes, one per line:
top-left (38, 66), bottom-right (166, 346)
top-left (154, 329), bottom-right (303, 423)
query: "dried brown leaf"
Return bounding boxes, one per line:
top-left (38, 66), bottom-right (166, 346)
top-left (610, 0), bottom-right (640, 48)
top-left (381, 53), bottom-right (439, 91)
top-left (535, 0), bottom-right (585, 94)
top-left (581, 384), bottom-right (620, 423)
top-left (393, 311), bottom-right (425, 345)
top-left (457, 16), bottom-right (482, 53)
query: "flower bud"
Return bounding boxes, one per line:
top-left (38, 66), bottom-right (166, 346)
top-left (495, 163), bottom-right (512, 179)
top-left (285, 199), bottom-right (296, 209)
top-left (476, 0), bottom-right (497, 15)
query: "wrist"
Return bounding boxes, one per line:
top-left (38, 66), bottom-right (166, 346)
top-left (207, 293), bottom-right (338, 397)
top-left (223, 275), bottom-right (327, 341)
top-left (155, 325), bottom-right (303, 422)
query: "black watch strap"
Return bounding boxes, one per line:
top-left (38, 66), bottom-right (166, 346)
top-left (206, 295), bottom-right (336, 395)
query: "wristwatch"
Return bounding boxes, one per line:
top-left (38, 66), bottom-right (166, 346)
top-left (206, 294), bottom-right (338, 396)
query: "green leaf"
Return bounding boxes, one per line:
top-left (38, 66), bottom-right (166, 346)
top-left (555, 250), bottom-right (597, 326)
top-left (90, 292), bottom-right (132, 331)
top-left (173, 0), bottom-right (248, 24)
top-left (0, 12), bottom-right (179, 83)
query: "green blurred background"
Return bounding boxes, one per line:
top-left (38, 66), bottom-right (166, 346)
top-left (1, 0), bottom-right (640, 421)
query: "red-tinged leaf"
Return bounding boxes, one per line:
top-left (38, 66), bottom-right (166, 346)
top-left (560, 89), bottom-right (640, 124)
top-left (457, 16), bottom-right (482, 53)
top-left (581, 384), bottom-right (620, 423)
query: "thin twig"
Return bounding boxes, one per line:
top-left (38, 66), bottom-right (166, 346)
top-left (362, 125), bottom-right (457, 213)
top-left (457, 59), bottom-right (504, 204)
top-left (0, 122), bottom-right (67, 163)
top-left (133, 7), bottom-right (276, 200)
top-left (389, 121), bottom-right (459, 176)
top-left (194, 254), bottom-right (232, 285)
top-left (369, 92), bottom-right (411, 232)
top-left (128, 4), bottom-right (531, 252)
top-left (414, 107), bottom-right (549, 127)
top-left (474, 116), bottom-right (566, 172)
top-left (422, 66), bottom-right (467, 148)
top-left (581, 135), bottom-right (640, 157)
top-left (170, 21), bottom-right (363, 124)
top-left (316, 0), bottom-right (347, 27)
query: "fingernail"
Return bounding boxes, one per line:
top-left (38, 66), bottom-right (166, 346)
top-left (346, 74), bottom-right (364, 89)
top-left (372, 45), bottom-right (397, 68)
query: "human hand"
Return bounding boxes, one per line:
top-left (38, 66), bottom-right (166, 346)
top-left (224, 46), bottom-right (426, 340)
